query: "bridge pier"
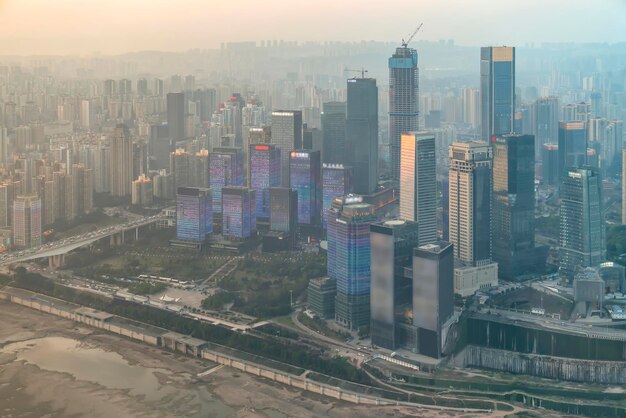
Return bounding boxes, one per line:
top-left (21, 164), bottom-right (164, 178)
top-left (135, 227), bottom-right (139, 240)
top-left (48, 254), bottom-right (65, 269)
top-left (109, 232), bottom-right (124, 246)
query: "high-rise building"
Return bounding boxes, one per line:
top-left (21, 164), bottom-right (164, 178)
top-left (389, 44), bottom-right (419, 182)
top-left (170, 148), bottom-right (191, 190)
top-left (190, 149), bottom-right (210, 189)
top-left (542, 144), bottom-right (559, 187)
top-left (271, 111), bottom-right (302, 186)
top-left (132, 175), bottom-right (154, 207)
top-left (289, 150), bottom-right (321, 226)
top-left (399, 132), bottom-right (437, 244)
top-left (328, 195), bottom-right (376, 330)
top-left (462, 88), bottom-right (480, 130)
top-left (321, 164), bottom-right (352, 230)
top-left (480, 46), bottom-right (515, 142)
top-left (150, 124), bottom-right (172, 171)
top-left (269, 187), bottom-right (298, 234)
top-left (448, 141), bottom-right (493, 265)
top-left (346, 78), bottom-right (378, 194)
top-left (109, 124), bottom-right (133, 197)
top-left (562, 102), bottom-right (590, 123)
top-left (72, 164), bottom-right (93, 216)
top-left (249, 144), bottom-right (281, 220)
top-left (13, 195), bottom-right (41, 249)
top-left (532, 97), bottom-right (559, 160)
top-left (248, 126), bottom-right (272, 146)
top-left (167, 92), bottom-right (185, 141)
top-left (222, 186), bottom-right (256, 240)
top-left (412, 242), bottom-right (454, 358)
top-left (623, 149), bottom-right (626, 225)
top-left (321, 102), bottom-right (347, 165)
top-left (370, 219), bottom-right (420, 350)
top-left (493, 134), bottom-right (545, 280)
top-left (588, 118), bottom-right (623, 176)
top-left (558, 121), bottom-right (587, 177)
top-left (209, 147), bottom-right (244, 217)
top-left (0, 182), bottom-right (16, 228)
top-left (559, 167), bottom-right (605, 281)
top-left (176, 187), bottom-right (212, 243)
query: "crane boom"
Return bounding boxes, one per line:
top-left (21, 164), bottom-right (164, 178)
top-left (402, 23), bottom-right (423, 48)
top-left (344, 67), bottom-right (369, 78)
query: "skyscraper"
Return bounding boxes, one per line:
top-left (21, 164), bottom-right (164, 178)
top-left (271, 111), bottom-right (302, 186)
top-left (222, 186), bottom-right (256, 240)
top-left (448, 141), bottom-right (493, 265)
top-left (493, 134), bottom-right (545, 280)
top-left (399, 132), bottom-right (437, 244)
top-left (328, 196), bottom-right (376, 331)
top-left (170, 148), bottom-right (191, 190)
top-left (370, 219), bottom-right (420, 350)
top-left (269, 187), bottom-right (298, 234)
top-left (209, 147), bottom-right (244, 218)
top-left (558, 121), bottom-right (587, 177)
top-left (346, 78), bottom-right (378, 195)
top-left (132, 175), bottom-right (153, 207)
top-left (480, 46), bottom-right (515, 142)
top-left (322, 164), bottom-right (352, 231)
top-left (167, 92), bottom-right (185, 141)
top-left (559, 167), bottom-right (605, 280)
top-left (13, 195), bottom-right (41, 249)
top-left (249, 144), bottom-right (281, 220)
top-left (109, 124), bottom-right (133, 197)
top-left (623, 149), bottom-right (626, 225)
top-left (412, 242), bottom-right (454, 358)
top-left (532, 97), bottom-right (559, 160)
top-left (542, 144), bottom-right (559, 187)
top-left (289, 150), bottom-right (321, 226)
top-left (321, 102), bottom-right (347, 165)
top-left (389, 44), bottom-right (419, 182)
top-left (588, 118), bottom-right (623, 176)
top-left (176, 187), bottom-right (212, 243)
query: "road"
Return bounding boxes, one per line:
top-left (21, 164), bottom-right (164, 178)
top-left (0, 214), bottom-right (164, 266)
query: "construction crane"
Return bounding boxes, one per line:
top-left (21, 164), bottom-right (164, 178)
top-left (401, 23), bottom-right (423, 48)
top-left (344, 67), bottom-right (369, 78)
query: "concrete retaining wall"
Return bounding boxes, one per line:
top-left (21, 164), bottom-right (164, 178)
top-left (464, 345), bottom-right (626, 384)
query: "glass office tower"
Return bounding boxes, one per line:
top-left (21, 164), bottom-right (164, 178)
top-left (176, 187), bottom-right (212, 243)
top-left (322, 163), bottom-right (352, 230)
top-left (346, 78), bottom-right (378, 194)
top-left (480, 46), bottom-right (515, 142)
top-left (289, 150), bottom-right (321, 226)
top-left (249, 144), bottom-right (280, 220)
top-left (389, 45), bottom-right (419, 182)
top-left (328, 196), bottom-right (376, 331)
top-left (558, 121), bottom-right (587, 177)
top-left (559, 167), bottom-right (605, 281)
top-left (209, 147), bottom-right (244, 217)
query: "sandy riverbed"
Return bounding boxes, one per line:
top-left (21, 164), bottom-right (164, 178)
top-left (0, 300), bottom-right (540, 417)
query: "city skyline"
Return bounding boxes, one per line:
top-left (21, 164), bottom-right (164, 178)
top-left (0, 1), bottom-right (623, 55)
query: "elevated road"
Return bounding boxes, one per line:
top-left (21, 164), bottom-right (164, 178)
top-left (0, 215), bottom-right (164, 266)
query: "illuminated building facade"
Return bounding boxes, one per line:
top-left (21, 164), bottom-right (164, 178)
top-left (289, 150), bottom-right (321, 226)
top-left (222, 186), bottom-right (256, 240)
top-left (209, 147), bottom-right (244, 216)
top-left (176, 187), bottom-right (212, 243)
top-left (249, 144), bottom-right (281, 220)
top-left (322, 163), bottom-right (352, 230)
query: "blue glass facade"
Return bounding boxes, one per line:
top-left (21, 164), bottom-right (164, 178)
top-left (176, 187), bottom-right (212, 242)
top-left (249, 144), bottom-right (281, 220)
top-left (222, 187), bottom-right (256, 240)
top-left (289, 150), bottom-right (321, 226)
top-left (480, 47), bottom-right (515, 142)
top-left (322, 164), bottom-right (352, 230)
top-left (327, 196), bottom-right (376, 329)
top-left (209, 147), bottom-right (244, 216)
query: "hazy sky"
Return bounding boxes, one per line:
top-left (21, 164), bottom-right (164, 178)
top-left (0, 0), bottom-right (624, 55)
